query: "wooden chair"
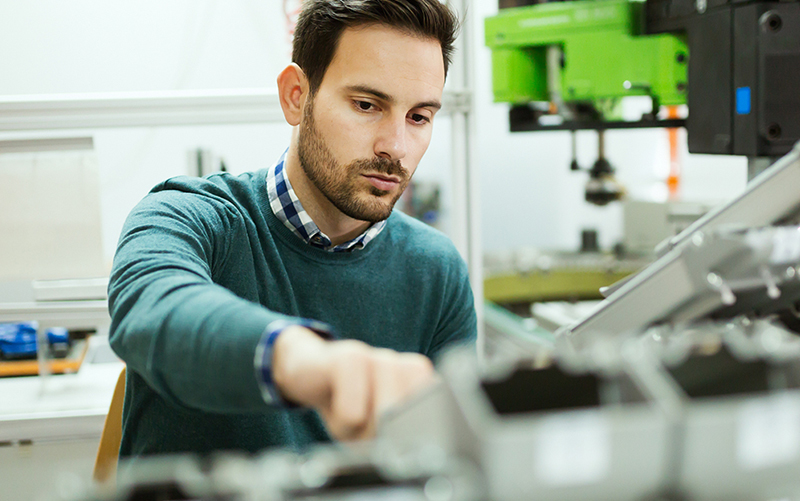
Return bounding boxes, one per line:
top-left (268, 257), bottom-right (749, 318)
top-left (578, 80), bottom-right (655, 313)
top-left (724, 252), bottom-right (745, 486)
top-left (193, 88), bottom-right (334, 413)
top-left (93, 366), bottom-right (126, 485)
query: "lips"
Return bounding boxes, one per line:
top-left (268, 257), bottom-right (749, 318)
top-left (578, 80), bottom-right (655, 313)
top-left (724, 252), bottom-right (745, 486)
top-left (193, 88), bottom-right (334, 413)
top-left (363, 173), bottom-right (401, 192)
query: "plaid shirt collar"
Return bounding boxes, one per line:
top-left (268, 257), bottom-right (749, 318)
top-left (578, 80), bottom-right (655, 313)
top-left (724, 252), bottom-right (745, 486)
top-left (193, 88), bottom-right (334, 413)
top-left (266, 151), bottom-right (387, 252)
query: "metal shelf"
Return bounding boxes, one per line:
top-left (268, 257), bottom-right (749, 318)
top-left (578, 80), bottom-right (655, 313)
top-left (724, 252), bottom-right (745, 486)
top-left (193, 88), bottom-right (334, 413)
top-left (0, 89), bottom-right (470, 131)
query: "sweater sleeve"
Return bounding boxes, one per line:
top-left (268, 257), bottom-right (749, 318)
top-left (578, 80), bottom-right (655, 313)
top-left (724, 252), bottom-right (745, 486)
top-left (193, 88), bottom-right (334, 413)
top-left (428, 251), bottom-right (478, 363)
top-left (108, 187), bottom-right (293, 413)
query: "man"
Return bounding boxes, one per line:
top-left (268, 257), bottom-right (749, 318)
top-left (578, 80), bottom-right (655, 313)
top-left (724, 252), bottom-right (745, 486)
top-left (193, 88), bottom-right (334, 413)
top-left (108, 0), bottom-right (476, 458)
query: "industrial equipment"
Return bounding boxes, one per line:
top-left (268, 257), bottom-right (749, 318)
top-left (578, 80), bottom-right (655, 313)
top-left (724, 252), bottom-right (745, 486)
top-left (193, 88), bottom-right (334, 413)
top-left (485, 0), bottom-right (688, 127)
top-left (561, 141), bottom-right (800, 346)
top-left (485, 0), bottom-right (800, 157)
top-left (484, 0), bottom-right (800, 202)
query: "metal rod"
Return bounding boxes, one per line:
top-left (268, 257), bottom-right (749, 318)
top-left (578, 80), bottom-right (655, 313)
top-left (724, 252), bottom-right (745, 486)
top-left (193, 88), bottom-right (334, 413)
top-left (598, 129), bottom-right (606, 160)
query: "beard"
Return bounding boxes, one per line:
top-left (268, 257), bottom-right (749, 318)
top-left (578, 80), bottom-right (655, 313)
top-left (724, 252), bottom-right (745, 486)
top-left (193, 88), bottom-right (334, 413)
top-left (297, 98), bottom-right (410, 223)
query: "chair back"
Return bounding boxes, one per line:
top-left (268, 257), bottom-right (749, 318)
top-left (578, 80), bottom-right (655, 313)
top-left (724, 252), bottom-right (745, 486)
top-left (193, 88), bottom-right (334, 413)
top-left (93, 366), bottom-right (126, 484)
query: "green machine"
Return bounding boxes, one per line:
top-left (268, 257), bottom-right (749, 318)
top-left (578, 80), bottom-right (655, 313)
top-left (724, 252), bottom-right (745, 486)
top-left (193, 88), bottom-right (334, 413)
top-left (483, 1), bottom-right (690, 305)
top-left (485, 0), bottom-right (688, 122)
top-left (485, 0), bottom-right (690, 205)
top-left (487, 0), bottom-right (800, 158)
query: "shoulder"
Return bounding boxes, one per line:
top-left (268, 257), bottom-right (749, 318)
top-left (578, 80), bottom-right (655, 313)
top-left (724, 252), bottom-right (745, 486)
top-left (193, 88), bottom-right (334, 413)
top-left (122, 170), bottom-right (270, 242)
top-left (151, 170), bottom-right (265, 204)
top-left (137, 170), bottom-right (267, 218)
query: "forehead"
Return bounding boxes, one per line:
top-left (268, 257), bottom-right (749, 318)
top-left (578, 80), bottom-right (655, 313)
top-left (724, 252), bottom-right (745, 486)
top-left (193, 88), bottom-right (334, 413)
top-left (320, 24), bottom-right (446, 102)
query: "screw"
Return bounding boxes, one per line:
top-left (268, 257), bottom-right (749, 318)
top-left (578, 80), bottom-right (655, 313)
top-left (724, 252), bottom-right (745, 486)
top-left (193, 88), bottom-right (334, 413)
top-left (676, 53), bottom-right (687, 63)
top-left (760, 11), bottom-right (782, 32)
top-left (767, 123), bottom-right (782, 139)
top-left (676, 82), bottom-right (687, 92)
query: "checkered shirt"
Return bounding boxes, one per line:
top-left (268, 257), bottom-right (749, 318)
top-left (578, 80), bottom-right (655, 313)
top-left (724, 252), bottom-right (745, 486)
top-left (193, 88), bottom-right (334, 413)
top-left (266, 151), bottom-right (387, 252)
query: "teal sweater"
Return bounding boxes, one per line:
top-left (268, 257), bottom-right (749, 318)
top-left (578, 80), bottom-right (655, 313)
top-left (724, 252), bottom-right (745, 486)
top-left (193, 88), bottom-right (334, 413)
top-left (108, 169), bottom-right (477, 458)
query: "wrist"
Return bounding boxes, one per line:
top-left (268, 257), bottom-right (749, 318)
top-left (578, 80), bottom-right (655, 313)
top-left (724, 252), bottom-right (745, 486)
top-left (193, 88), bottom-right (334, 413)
top-left (272, 325), bottom-right (326, 400)
top-left (256, 318), bottom-right (334, 406)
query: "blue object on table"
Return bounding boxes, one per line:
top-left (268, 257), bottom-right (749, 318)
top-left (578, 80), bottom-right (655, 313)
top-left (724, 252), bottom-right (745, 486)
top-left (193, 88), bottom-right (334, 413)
top-left (0, 322), bottom-right (70, 359)
top-left (47, 327), bottom-right (69, 345)
top-left (0, 322), bottom-right (38, 358)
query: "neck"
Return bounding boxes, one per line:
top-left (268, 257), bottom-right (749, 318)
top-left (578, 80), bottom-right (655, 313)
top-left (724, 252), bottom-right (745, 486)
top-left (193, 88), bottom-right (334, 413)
top-left (284, 134), bottom-right (371, 246)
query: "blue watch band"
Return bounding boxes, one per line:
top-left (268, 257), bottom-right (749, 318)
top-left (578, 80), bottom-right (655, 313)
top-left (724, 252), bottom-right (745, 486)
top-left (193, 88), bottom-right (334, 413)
top-left (254, 318), bottom-right (335, 405)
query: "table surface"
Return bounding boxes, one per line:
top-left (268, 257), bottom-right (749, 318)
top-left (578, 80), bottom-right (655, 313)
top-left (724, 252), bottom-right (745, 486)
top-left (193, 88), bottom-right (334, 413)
top-left (0, 335), bottom-right (123, 441)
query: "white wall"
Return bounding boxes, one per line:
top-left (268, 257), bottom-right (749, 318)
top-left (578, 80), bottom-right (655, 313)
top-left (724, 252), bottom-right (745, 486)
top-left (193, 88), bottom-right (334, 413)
top-left (0, 0), bottom-right (748, 270)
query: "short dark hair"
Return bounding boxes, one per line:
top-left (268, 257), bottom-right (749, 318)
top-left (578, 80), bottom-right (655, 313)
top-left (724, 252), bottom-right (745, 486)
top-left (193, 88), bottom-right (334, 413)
top-left (292, 0), bottom-right (459, 94)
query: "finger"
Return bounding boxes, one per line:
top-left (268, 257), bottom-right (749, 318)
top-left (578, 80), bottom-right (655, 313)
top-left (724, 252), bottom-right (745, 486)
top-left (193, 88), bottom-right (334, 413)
top-left (397, 354), bottom-right (436, 396)
top-left (326, 344), bottom-right (373, 441)
top-left (372, 350), bottom-right (406, 419)
top-left (376, 353), bottom-right (436, 421)
top-left (373, 352), bottom-right (436, 423)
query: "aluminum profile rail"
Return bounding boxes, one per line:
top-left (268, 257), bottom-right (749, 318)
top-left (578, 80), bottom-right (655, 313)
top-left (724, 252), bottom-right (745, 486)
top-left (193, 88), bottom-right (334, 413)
top-left (0, 89), bottom-right (471, 131)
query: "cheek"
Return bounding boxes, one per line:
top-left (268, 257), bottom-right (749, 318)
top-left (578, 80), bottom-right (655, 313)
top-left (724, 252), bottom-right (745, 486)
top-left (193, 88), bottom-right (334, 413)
top-left (406, 128), bottom-right (434, 171)
top-left (317, 109), bottom-right (372, 161)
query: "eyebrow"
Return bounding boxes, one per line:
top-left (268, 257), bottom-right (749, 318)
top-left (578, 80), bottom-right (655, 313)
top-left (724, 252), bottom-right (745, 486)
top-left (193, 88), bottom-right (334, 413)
top-left (345, 84), bottom-right (442, 111)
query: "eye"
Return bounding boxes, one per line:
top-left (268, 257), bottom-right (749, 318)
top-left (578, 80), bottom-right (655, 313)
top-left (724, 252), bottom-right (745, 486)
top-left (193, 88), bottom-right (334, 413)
top-left (409, 113), bottom-right (430, 125)
top-left (354, 100), bottom-right (374, 112)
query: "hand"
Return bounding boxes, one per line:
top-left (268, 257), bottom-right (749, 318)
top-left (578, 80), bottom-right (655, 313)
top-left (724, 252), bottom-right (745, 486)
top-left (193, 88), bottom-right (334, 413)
top-left (271, 325), bottom-right (435, 441)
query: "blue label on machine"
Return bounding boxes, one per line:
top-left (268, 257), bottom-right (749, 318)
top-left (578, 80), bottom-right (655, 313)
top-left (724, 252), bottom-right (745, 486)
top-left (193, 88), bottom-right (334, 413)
top-left (736, 87), bottom-right (751, 115)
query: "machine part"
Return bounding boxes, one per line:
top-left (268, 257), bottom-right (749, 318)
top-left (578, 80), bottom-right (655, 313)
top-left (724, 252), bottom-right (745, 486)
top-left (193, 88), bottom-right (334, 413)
top-left (75, 446), bottom-right (485, 501)
top-left (778, 310), bottom-right (800, 336)
top-left (560, 222), bottom-right (800, 349)
top-left (381, 347), bottom-right (674, 501)
top-left (666, 105), bottom-right (682, 198)
top-left (485, 0), bottom-right (688, 130)
top-left (647, 331), bottom-right (800, 500)
top-left (485, 0), bottom-right (688, 106)
top-left (747, 156), bottom-right (779, 179)
top-left (546, 45), bottom-right (573, 121)
top-left (647, 0), bottom-right (800, 156)
top-left (492, 0), bottom-right (800, 155)
top-left (381, 319), bottom-right (800, 501)
top-left (483, 300), bottom-right (554, 365)
top-left (622, 80), bottom-right (660, 121)
top-left (695, 0), bottom-right (707, 15)
top-left (581, 229), bottom-right (600, 253)
top-left (499, 0), bottom-right (539, 8)
top-left (585, 168), bottom-right (625, 205)
top-left (622, 200), bottom-right (712, 256)
top-left (585, 154), bottom-right (624, 203)
top-left (656, 142), bottom-right (800, 257)
top-left (509, 115), bottom-right (686, 132)
top-left (569, 130), bottom-right (581, 171)
top-left (584, 130), bottom-right (625, 206)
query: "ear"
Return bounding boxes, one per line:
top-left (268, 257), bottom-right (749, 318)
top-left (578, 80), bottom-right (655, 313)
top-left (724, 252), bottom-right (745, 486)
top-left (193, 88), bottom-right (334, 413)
top-left (277, 63), bottom-right (309, 127)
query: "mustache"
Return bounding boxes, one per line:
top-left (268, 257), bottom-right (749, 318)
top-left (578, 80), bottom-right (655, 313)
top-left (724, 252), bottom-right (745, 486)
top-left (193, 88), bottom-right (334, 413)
top-left (350, 157), bottom-right (408, 179)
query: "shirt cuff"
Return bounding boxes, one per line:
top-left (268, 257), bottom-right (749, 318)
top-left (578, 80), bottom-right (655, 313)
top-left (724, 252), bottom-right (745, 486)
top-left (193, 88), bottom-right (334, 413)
top-left (253, 318), bottom-right (335, 406)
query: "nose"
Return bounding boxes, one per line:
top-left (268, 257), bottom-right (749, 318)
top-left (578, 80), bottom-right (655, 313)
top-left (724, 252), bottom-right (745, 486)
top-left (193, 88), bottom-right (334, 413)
top-left (374, 114), bottom-right (407, 161)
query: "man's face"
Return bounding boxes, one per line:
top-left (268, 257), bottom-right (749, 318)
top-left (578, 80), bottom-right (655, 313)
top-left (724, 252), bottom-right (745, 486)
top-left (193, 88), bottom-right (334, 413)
top-left (297, 24), bottom-right (445, 223)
